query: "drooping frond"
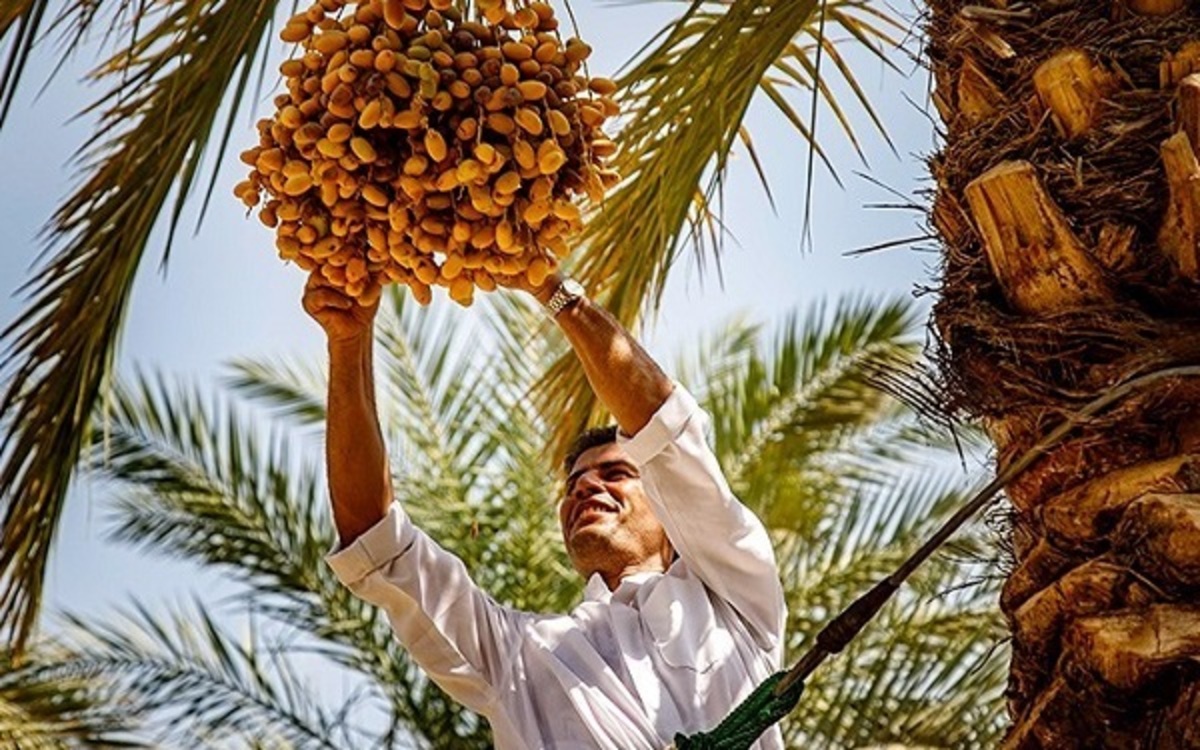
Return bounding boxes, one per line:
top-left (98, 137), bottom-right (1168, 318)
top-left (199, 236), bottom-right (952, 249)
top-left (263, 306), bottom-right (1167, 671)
top-left (582, 0), bottom-right (899, 314)
top-left (538, 0), bottom-right (903, 459)
top-left (0, 2), bottom-right (131, 125)
top-left (0, 0), bottom-right (282, 653)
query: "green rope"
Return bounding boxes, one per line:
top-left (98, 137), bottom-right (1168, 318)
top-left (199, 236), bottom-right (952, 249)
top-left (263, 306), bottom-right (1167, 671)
top-left (671, 671), bottom-right (804, 750)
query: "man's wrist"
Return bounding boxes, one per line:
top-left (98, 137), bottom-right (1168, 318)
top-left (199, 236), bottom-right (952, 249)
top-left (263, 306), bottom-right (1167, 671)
top-left (544, 277), bottom-right (586, 317)
top-left (531, 271), bottom-right (563, 307)
top-left (327, 330), bottom-right (372, 355)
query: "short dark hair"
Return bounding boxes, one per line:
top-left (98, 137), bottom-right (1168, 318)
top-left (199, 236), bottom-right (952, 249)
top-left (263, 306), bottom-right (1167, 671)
top-left (563, 425), bottom-right (619, 474)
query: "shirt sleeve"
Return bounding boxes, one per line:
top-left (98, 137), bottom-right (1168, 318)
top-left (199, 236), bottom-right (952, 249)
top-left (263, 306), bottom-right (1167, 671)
top-left (325, 504), bottom-right (524, 714)
top-left (618, 385), bottom-right (786, 649)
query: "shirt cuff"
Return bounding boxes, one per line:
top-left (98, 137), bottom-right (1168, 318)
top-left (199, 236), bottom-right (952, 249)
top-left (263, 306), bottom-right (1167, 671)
top-left (325, 503), bottom-right (415, 586)
top-left (616, 384), bottom-right (699, 467)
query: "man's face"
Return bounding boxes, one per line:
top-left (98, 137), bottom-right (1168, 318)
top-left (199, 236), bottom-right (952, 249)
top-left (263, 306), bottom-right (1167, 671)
top-left (559, 442), bottom-right (672, 585)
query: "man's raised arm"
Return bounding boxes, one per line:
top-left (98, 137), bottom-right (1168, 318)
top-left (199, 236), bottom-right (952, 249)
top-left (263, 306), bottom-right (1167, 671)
top-left (309, 275), bottom-right (524, 713)
top-left (531, 273), bottom-right (674, 435)
top-left (533, 274), bottom-right (785, 643)
top-left (303, 274), bottom-right (390, 545)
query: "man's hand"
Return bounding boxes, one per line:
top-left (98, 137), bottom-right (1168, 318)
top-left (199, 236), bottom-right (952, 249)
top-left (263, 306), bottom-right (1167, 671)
top-left (494, 269), bottom-right (561, 307)
top-left (302, 272), bottom-right (380, 342)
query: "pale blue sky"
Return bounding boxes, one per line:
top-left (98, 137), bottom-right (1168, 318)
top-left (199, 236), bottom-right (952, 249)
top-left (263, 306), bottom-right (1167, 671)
top-left (0, 0), bottom-right (936, 639)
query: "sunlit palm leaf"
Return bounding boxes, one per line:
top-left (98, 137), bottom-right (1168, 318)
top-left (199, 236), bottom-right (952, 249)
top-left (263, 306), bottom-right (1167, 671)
top-left (0, 641), bottom-right (139, 749)
top-left (56, 602), bottom-right (347, 749)
top-left (540, 0), bottom-right (902, 458)
top-left (0, 0), bottom-right (280, 653)
top-left (677, 296), bottom-right (918, 528)
top-left (374, 291), bottom-right (504, 538)
top-left (93, 370), bottom-right (329, 598)
top-left (88, 378), bottom-right (486, 746)
top-left (224, 358), bottom-right (329, 429)
top-left (680, 298), bottom-right (1006, 745)
top-left (777, 471), bottom-right (1006, 747)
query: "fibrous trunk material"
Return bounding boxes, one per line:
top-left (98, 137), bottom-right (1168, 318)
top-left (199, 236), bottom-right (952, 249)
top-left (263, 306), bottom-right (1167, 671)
top-left (926, 1), bottom-right (1200, 747)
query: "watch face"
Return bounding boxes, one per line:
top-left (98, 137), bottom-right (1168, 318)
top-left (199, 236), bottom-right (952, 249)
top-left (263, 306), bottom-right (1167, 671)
top-left (563, 279), bottom-right (585, 297)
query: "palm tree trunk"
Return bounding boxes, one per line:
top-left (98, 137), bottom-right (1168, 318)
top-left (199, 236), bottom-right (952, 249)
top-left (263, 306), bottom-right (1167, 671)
top-left (927, 1), bottom-right (1200, 747)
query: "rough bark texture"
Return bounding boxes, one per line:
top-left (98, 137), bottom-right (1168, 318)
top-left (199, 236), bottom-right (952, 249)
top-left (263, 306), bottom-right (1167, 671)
top-left (926, 1), bottom-right (1200, 746)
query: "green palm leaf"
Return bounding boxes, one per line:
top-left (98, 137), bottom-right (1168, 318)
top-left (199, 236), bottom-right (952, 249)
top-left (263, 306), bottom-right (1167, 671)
top-left (88, 367), bottom-right (492, 747)
top-left (540, 0), bottom-right (901, 458)
top-left (56, 601), bottom-right (348, 749)
top-left (677, 296), bottom-right (919, 529)
top-left (777, 472), bottom-right (1006, 748)
top-left (224, 358), bottom-right (329, 430)
top-left (0, 640), bottom-right (140, 749)
top-left (679, 297), bottom-right (1006, 746)
top-left (0, 0), bottom-right (281, 653)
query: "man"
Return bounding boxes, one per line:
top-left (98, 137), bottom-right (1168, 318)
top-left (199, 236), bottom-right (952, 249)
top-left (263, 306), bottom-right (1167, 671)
top-left (304, 270), bottom-right (786, 749)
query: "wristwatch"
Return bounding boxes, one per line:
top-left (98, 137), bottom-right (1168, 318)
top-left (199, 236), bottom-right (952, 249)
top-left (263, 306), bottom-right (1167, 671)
top-left (546, 278), bottom-right (586, 316)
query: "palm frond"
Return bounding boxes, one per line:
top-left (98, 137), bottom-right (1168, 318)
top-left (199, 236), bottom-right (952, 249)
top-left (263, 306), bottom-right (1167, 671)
top-left (223, 357), bottom-right (328, 430)
top-left (769, 2), bottom-right (903, 165)
top-left (374, 289), bottom-right (502, 533)
top-left (538, 0), bottom-right (903, 459)
top-left (88, 370), bottom-right (331, 612)
top-left (0, 2), bottom-right (129, 123)
top-left (56, 601), bottom-right (347, 749)
top-left (0, 0), bottom-right (49, 124)
top-left (0, 640), bottom-right (141, 749)
top-left (0, 0), bottom-right (280, 653)
top-left (92, 375), bottom-right (489, 747)
top-left (680, 296), bottom-right (919, 525)
top-left (373, 291), bottom-right (579, 610)
top-left (777, 470), bottom-right (1007, 748)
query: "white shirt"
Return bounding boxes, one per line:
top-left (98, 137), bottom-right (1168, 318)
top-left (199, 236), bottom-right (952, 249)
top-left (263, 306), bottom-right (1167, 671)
top-left (327, 386), bottom-right (786, 750)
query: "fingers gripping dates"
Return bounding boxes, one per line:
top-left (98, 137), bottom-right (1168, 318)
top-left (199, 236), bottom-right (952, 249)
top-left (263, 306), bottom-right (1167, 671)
top-left (235, 0), bottom-right (620, 308)
top-left (302, 271), bottom-right (380, 341)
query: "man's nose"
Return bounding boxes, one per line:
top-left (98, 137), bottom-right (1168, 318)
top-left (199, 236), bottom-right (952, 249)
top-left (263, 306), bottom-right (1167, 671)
top-left (571, 470), bottom-right (605, 501)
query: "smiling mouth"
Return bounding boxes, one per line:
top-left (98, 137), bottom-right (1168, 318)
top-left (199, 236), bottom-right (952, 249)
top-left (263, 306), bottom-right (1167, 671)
top-left (570, 497), bottom-right (619, 532)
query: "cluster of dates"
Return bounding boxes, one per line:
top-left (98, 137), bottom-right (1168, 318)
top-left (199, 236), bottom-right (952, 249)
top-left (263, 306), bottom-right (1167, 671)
top-left (236, 0), bottom-right (618, 306)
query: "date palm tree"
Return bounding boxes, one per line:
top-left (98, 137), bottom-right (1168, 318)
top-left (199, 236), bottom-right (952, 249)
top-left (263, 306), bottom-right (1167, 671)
top-left (926, 0), bottom-right (1200, 745)
top-left (0, 0), bottom-right (898, 654)
top-left (6, 290), bottom-right (1004, 747)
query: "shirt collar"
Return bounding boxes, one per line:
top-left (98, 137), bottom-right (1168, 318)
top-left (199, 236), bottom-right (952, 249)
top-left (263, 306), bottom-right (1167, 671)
top-left (583, 570), bottom-right (662, 605)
